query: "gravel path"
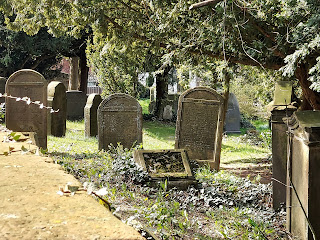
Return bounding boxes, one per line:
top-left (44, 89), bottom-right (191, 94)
top-left (0, 127), bottom-right (144, 240)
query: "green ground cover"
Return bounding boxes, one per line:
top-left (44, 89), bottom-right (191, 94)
top-left (47, 119), bottom-right (287, 240)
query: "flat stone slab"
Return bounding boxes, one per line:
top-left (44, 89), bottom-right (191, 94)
top-left (0, 128), bottom-right (144, 240)
top-left (133, 149), bottom-right (192, 177)
top-left (133, 149), bottom-right (196, 189)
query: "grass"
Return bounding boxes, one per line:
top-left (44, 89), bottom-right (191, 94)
top-left (46, 119), bottom-right (283, 240)
top-left (138, 98), bottom-right (150, 115)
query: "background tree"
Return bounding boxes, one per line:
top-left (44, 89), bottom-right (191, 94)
top-left (2, 0), bottom-right (320, 109)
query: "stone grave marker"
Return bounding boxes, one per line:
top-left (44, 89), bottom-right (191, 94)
top-left (286, 111), bottom-right (320, 240)
top-left (225, 93), bottom-right (241, 133)
top-left (66, 90), bottom-right (87, 120)
top-left (175, 87), bottom-right (224, 169)
top-left (98, 93), bottom-right (142, 150)
top-left (47, 81), bottom-right (67, 137)
top-left (162, 105), bottom-right (173, 120)
top-left (0, 77), bottom-right (6, 104)
top-left (133, 149), bottom-right (196, 189)
top-left (5, 69), bottom-right (47, 149)
top-left (274, 81), bottom-right (292, 105)
top-left (85, 94), bottom-right (102, 137)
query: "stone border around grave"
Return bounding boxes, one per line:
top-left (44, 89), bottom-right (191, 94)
top-left (133, 149), bottom-right (193, 178)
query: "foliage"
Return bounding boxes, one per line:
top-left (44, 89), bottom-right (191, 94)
top-left (47, 120), bottom-right (284, 239)
top-left (4, 0), bottom-right (320, 108)
top-left (0, 13), bottom-right (72, 78)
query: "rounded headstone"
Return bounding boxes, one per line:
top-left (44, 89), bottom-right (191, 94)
top-left (84, 94), bottom-right (102, 137)
top-left (175, 87), bottom-right (224, 167)
top-left (98, 93), bottom-right (142, 150)
top-left (5, 69), bottom-right (47, 149)
top-left (47, 81), bottom-right (67, 137)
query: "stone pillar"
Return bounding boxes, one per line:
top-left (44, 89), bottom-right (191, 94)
top-left (84, 94), bottom-right (102, 137)
top-left (68, 57), bottom-right (80, 91)
top-left (271, 105), bottom-right (296, 210)
top-left (271, 81), bottom-right (296, 210)
top-left (286, 111), bottom-right (320, 240)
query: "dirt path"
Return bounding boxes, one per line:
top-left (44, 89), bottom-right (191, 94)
top-left (0, 127), bottom-right (144, 240)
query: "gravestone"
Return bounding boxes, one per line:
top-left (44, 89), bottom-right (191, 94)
top-left (286, 111), bottom-right (320, 240)
top-left (85, 94), bottom-right (102, 137)
top-left (271, 81), bottom-right (296, 210)
top-left (175, 87), bottom-right (224, 169)
top-left (168, 94), bottom-right (180, 115)
top-left (98, 93), bottom-right (142, 150)
top-left (0, 77), bottom-right (6, 104)
top-left (66, 90), bottom-right (87, 120)
top-left (47, 81), bottom-right (67, 137)
top-left (5, 69), bottom-right (47, 149)
top-left (162, 105), bottom-right (173, 120)
top-left (224, 93), bottom-right (241, 134)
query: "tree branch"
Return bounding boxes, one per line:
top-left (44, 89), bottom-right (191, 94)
top-left (189, 0), bottom-right (223, 10)
top-left (30, 54), bottom-right (55, 69)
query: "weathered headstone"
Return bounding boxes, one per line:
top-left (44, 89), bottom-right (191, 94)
top-left (168, 94), bottom-right (180, 115)
top-left (224, 93), bottom-right (241, 134)
top-left (5, 69), bottom-right (47, 149)
top-left (47, 81), bottom-right (67, 137)
top-left (162, 105), bottom-right (173, 120)
top-left (271, 81), bottom-right (296, 210)
top-left (175, 87), bottom-right (224, 169)
top-left (286, 111), bottom-right (320, 240)
top-left (85, 94), bottom-right (102, 137)
top-left (66, 90), bottom-right (87, 120)
top-left (0, 77), bottom-right (6, 104)
top-left (98, 93), bottom-right (142, 150)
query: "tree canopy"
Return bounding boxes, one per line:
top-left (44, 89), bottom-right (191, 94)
top-left (2, 0), bottom-right (320, 109)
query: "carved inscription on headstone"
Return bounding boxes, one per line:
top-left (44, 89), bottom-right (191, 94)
top-left (0, 77), bottom-right (6, 104)
top-left (175, 87), bottom-right (224, 166)
top-left (225, 93), bottom-right (241, 134)
top-left (98, 93), bottom-right (142, 150)
top-left (85, 94), bottom-right (102, 137)
top-left (47, 81), bottom-right (67, 137)
top-left (5, 70), bottom-right (47, 149)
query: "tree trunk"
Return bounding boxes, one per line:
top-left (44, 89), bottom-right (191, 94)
top-left (154, 67), bottom-right (170, 118)
top-left (79, 46), bottom-right (89, 94)
top-left (295, 64), bottom-right (320, 110)
top-left (68, 57), bottom-right (80, 91)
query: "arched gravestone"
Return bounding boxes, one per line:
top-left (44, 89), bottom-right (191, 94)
top-left (225, 93), bottom-right (241, 134)
top-left (85, 94), bottom-right (102, 137)
top-left (47, 81), bottom-right (67, 137)
top-left (98, 93), bottom-right (142, 150)
top-left (175, 87), bottom-right (224, 169)
top-left (0, 77), bottom-right (6, 104)
top-left (5, 70), bottom-right (47, 149)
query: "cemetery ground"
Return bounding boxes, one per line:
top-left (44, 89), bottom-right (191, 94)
top-left (46, 118), bottom-right (290, 240)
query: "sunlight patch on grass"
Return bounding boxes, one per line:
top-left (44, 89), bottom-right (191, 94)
top-left (142, 121), bottom-right (175, 149)
top-left (138, 98), bottom-right (150, 115)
